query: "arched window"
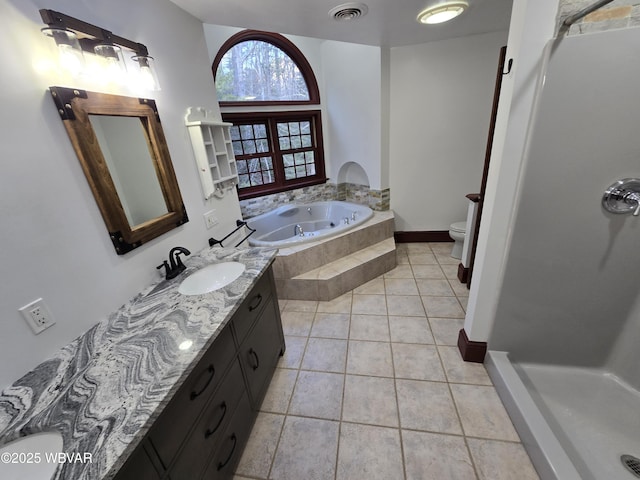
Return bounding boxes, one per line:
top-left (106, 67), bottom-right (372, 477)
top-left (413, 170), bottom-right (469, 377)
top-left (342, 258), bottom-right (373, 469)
top-left (213, 30), bottom-right (325, 199)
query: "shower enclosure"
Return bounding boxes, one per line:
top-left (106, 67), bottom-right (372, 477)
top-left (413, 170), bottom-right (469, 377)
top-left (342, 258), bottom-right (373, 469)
top-left (485, 26), bottom-right (640, 480)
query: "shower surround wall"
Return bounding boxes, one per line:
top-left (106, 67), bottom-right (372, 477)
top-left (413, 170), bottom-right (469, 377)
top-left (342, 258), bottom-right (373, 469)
top-left (487, 26), bottom-right (640, 479)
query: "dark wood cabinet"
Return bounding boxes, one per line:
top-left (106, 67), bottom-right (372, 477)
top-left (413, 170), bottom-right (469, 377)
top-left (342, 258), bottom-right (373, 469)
top-left (113, 443), bottom-right (161, 480)
top-left (113, 265), bottom-right (284, 480)
top-left (238, 297), bottom-right (283, 408)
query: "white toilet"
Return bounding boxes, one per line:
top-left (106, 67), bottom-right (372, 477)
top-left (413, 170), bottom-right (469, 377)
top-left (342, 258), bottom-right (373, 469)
top-left (448, 221), bottom-right (467, 259)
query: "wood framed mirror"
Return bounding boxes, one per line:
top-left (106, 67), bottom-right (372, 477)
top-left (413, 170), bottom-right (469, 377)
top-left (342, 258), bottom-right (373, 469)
top-left (49, 86), bottom-right (188, 254)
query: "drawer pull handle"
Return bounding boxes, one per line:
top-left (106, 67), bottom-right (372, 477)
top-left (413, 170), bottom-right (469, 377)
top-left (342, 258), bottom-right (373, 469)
top-left (204, 402), bottom-right (227, 439)
top-left (217, 433), bottom-right (237, 471)
top-left (190, 364), bottom-right (215, 400)
top-left (248, 348), bottom-right (260, 370)
top-left (248, 294), bottom-right (263, 312)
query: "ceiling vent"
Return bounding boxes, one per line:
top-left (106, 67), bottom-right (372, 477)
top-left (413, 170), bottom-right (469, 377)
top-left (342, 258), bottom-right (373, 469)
top-left (329, 2), bottom-right (369, 21)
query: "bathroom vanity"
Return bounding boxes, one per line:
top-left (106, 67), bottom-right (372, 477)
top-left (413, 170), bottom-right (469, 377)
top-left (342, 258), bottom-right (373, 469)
top-left (0, 247), bottom-right (284, 480)
top-left (115, 266), bottom-right (283, 479)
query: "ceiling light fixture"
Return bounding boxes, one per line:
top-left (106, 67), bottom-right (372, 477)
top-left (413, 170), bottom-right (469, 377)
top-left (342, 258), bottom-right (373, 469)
top-left (39, 9), bottom-right (161, 90)
top-left (417, 1), bottom-right (469, 24)
top-left (329, 2), bottom-right (369, 21)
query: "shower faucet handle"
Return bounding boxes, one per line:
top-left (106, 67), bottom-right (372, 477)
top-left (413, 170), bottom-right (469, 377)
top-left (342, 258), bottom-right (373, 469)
top-left (602, 178), bottom-right (640, 216)
top-left (623, 192), bottom-right (640, 216)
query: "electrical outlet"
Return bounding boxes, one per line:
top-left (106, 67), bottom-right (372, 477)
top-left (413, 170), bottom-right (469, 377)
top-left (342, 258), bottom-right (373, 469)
top-left (203, 210), bottom-right (219, 229)
top-left (19, 298), bottom-right (56, 334)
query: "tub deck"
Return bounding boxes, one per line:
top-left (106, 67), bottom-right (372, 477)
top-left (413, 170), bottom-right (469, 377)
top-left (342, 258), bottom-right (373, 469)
top-left (272, 210), bottom-right (396, 301)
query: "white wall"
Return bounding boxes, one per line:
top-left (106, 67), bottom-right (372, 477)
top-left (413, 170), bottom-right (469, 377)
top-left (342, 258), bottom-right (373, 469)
top-left (203, 25), bottom-right (385, 190)
top-left (0, 0), bottom-right (242, 389)
top-left (321, 40), bottom-right (384, 190)
top-left (463, 0), bottom-right (560, 342)
top-left (389, 30), bottom-right (507, 232)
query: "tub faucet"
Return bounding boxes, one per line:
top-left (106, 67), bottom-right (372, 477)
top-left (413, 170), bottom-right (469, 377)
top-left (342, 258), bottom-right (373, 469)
top-left (351, 211), bottom-right (357, 221)
top-left (294, 224), bottom-right (304, 237)
top-left (157, 246), bottom-right (191, 280)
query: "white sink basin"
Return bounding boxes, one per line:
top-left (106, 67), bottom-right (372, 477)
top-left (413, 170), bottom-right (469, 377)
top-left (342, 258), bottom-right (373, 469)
top-left (178, 262), bottom-right (246, 295)
top-left (0, 431), bottom-right (64, 480)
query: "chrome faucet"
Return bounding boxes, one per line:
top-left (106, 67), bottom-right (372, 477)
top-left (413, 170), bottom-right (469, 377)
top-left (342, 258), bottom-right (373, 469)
top-left (351, 211), bottom-right (357, 221)
top-left (294, 224), bottom-right (304, 236)
top-left (157, 246), bottom-right (191, 280)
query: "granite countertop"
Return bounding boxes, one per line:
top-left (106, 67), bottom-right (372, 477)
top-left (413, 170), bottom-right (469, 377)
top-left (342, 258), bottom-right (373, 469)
top-left (0, 246), bottom-right (278, 480)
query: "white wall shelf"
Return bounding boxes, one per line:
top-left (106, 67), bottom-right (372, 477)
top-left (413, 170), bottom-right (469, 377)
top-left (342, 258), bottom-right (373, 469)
top-left (185, 107), bottom-right (238, 199)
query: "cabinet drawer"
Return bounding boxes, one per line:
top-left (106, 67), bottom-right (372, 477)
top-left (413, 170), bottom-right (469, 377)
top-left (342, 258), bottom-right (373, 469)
top-left (113, 442), bottom-right (161, 480)
top-left (201, 392), bottom-right (254, 480)
top-left (150, 325), bottom-right (235, 464)
top-left (168, 359), bottom-right (245, 479)
top-left (238, 297), bottom-right (282, 409)
top-left (232, 270), bottom-right (273, 344)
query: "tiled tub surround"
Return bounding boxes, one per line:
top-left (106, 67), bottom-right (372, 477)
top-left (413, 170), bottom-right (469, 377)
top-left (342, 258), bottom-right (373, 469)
top-left (273, 211), bottom-right (397, 301)
top-left (0, 246), bottom-right (278, 480)
top-left (239, 182), bottom-right (390, 219)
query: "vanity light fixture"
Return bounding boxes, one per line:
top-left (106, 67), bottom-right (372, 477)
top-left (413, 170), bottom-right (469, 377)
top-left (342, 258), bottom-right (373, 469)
top-left (39, 9), bottom-right (160, 90)
top-left (417, 1), bottom-right (469, 24)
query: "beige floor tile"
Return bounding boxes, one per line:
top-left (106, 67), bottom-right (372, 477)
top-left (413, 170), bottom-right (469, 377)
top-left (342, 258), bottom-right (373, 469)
top-left (450, 384), bottom-right (520, 442)
top-left (353, 277), bottom-right (385, 295)
top-left (260, 368), bottom-right (298, 414)
top-left (416, 279), bottom-right (455, 296)
top-left (347, 340), bottom-right (394, 377)
top-left (427, 242), bottom-right (452, 253)
top-left (459, 296), bottom-right (469, 312)
top-left (352, 294), bottom-right (387, 315)
top-left (277, 299), bottom-right (288, 312)
top-left (429, 318), bottom-right (464, 346)
top-left (316, 293), bottom-right (352, 314)
top-left (441, 264), bottom-right (459, 280)
top-left (384, 278), bottom-right (419, 295)
top-left (435, 252), bottom-right (459, 265)
top-left (235, 412), bottom-right (285, 479)
top-left (438, 346), bottom-right (492, 385)
top-left (411, 264), bottom-right (446, 279)
top-left (387, 295), bottom-right (426, 316)
top-left (396, 252), bottom-right (410, 264)
top-left (280, 311), bottom-right (315, 337)
top-left (270, 416), bottom-right (339, 480)
top-left (336, 423), bottom-right (404, 480)
top-left (388, 316), bottom-right (434, 344)
top-left (467, 438), bottom-right (540, 480)
top-left (301, 338), bottom-right (347, 373)
top-left (449, 279), bottom-right (470, 297)
top-left (407, 242), bottom-right (433, 253)
top-left (396, 379), bottom-right (462, 434)
top-left (408, 253), bottom-right (438, 265)
top-left (283, 299), bottom-right (318, 312)
top-left (383, 264), bottom-right (415, 278)
top-left (392, 343), bottom-right (446, 382)
top-left (277, 336), bottom-right (307, 369)
top-left (288, 371), bottom-right (344, 420)
top-left (422, 296), bottom-right (465, 318)
top-left (342, 375), bottom-right (398, 427)
top-left (349, 315), bottom-right (390, 342)
top-left (402, 430), bottom-right (476, 480)
top-left (311, 312), bottom-right (350, 339)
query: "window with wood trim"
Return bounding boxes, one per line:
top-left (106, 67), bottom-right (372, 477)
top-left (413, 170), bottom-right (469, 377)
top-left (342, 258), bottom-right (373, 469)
top-left (213, 30), bottom-right (326, 199)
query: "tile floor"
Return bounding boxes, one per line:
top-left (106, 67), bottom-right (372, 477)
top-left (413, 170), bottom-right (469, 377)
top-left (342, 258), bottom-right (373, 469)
top-left (234, 243), bottom-right (539, 480)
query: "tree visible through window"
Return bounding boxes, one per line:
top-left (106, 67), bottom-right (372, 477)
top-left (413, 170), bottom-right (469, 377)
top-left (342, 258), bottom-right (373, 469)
top-left (215, 41), bottom-right (310, 102)
top-left (213, 30), bottom-right (325, 199)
